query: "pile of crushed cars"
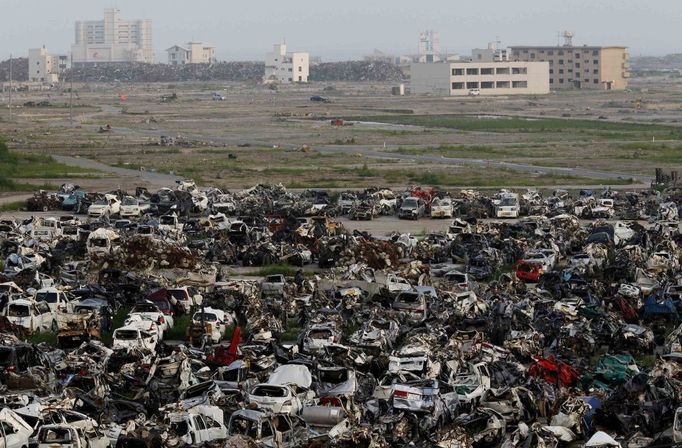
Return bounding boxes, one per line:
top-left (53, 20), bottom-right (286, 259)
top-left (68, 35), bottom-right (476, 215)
top-left (1, 180), bottom-right (682, 447)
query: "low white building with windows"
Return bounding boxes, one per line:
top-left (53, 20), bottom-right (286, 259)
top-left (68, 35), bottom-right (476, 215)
top-left (166, 42), bottom-right (216, 65)
top-left (264, 43), bottom-right (309, 84)
top-left (411, 61), bottom-right (549, 96)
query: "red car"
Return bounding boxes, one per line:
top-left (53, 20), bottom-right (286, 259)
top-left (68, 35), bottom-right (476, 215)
top-left (515, 261), bottom-right (544, 282)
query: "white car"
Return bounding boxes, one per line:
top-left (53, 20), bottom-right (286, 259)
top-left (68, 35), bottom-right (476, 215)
top-left (248, 384), bottom-right (302, 415)
top-left (112, 326), bottom-right (158, 352)
top-left (522, 249), bottom-right (557, 272)
top-left (431, 197), bottom-right (454, 219)
top-left (120, 196), bottom-right (150, 218)
top-left (125, 314), bottom-right (163, 341)
top-left (37, 423), bottom-right (109, 448)
top-left (191, 308), bottom-right (234, 344)
top-left (167, 287), bottom-right (202, 313)
top-left (88, 194), bottom-right (121, 219)
top-left (468, 88), bottom-right (481, 96)
top-left (35, 287), bottom-right (71, 313)
top-left (168, 406), bottom-right (228, 446)
top-left (0, 408), bottom-right (32, 448)
top-left (128, 301), bottom-right (173, 333)
top-left (4, 299), bottom-right (55, 333)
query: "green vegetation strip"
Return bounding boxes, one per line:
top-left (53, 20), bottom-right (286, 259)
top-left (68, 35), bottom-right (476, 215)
top-left (347, 114), bottom-right (682, 136)
top-left (0, 139), bottom-right (103, 192)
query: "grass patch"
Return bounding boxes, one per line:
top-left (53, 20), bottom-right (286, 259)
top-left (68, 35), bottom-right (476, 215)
top-left (281, 319), bottom-right (302, 342)
top-left (0, 201), bottom-right (25, 212)
top-left (0, 138), bottom-right (102, 181)
top-left (256, 264), bottom-right (299, 277)
top-left (347, 114), bottom-right (682, 137)
top-left (29, 331), bottom-right (58, 346)
top-left (166, 314), bottom-right (191, 340)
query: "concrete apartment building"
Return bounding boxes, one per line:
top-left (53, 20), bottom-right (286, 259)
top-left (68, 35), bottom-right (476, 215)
top-left (264, 43), bottom-right (309, 84)
top-left (28, 47), bottom-right (69, 83)
top-left (412, 61), bottom-right (550, 96)
top-left (72, 8), bottom-right (153, 64)
top-left (166, 43), bottom-right (216, 65)
top-left (510, 36), bottom-right (629, 89)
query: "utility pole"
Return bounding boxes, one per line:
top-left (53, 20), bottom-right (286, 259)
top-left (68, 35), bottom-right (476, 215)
top-left (69, 53), bottom-right (73, 126)
top-left (8, 54), bottom-right (12, 122)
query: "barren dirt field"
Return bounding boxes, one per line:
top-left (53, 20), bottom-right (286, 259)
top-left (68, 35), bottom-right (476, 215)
top-left (1, 75), bottom-right (682, 196)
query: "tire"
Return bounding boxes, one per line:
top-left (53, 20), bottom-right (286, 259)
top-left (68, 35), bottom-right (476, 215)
top-left (42, 205), bottom-right (48, 212)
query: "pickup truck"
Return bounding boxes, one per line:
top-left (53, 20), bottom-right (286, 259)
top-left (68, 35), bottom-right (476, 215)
top-left (4, 299), bottom-right (55, 333)
top-left (57, 311), bottom-right (101, 348)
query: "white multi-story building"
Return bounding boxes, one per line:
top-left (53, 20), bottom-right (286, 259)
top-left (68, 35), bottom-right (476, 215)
top-left (166, 42), bottom-right (216, 65)
top-left (264, 43), bottom-right (309, 84)
top-left (411, 61), bottom-right (550, 96)
top-left (418, 30), bottom-right (441, 63)
top-left (28, 47), bottom-right (69, 83)
top-left (72, 8), bottom-right (153, 64)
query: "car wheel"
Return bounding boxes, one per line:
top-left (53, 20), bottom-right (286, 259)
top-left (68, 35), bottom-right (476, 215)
top-left (42, 205), bottom-right (49, 212)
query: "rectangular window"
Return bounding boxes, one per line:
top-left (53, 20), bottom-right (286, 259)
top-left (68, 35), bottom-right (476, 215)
top-left (496, 81), bottom-right (510, 88)
top-left (452, 82), bottom-right (465, 90)
top-left (575, 62), bottom-right (580, 68)
top-left (466, 82), bottom-right (479, 89)
top-left (593, 60), bottom-right (599, 64)
top-left (585, 79), bottom-right (590, 83)
top-left (549, 69), bottom-right (554, 74)
top-left (512, 51), bottom-right (520, 57)
top-left (568, 69), bottom-right (573, 73)
top-left (512, 67), bottom-right (527, 74)
top-left (299, 76), bottom-right (302, 81)
top-left (512, 81), bottom-right (528, 88)
top-left (530, 53), bottom-right (536, 59)
top-left (559, 79), bottom-right (564, 83)
top-left (480, 68), bottom-right (494, 75)
top-left (549, 78), bottom-right (554, 83)
top-left (593, 69), bottom-right (599, 74)
top-left (593, 50), bottom-right (599, 56)
top-left (452, 68), bottom-right (464, 76)
top-left (481, 81), bottom-right (494, 89)
top-left (559, 59), bottom-right (564, 65)
top-left (466, 68), bottom-right (479, 75)
top-left (522, 49), bottom-right (529, 53)
top-left (496, 67), bottom-right (510, 75)
top-left (558, 50), bottom-right (564, 55)
top-left (559, 69), bottom-right (564, 74)
top-left (540, 50), bottom-right (545, 54)
top-left (548, 50), bottom-right (554, 55)
top-left (594, 79), bottom-right (599, 84)
top-left (299, 66), bottom-right (302, 72)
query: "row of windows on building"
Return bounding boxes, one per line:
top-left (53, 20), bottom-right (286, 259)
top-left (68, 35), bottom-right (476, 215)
top-left (452, 81), bottom-right (528, 90)
top-left (513, 49), bottom-right (600, 57)
top-left (550, 78), bottom-right (601, 84)
top-left (452, 67), bottom-right (528, 76)
top-left (550, 68), bottom-right (599, 74)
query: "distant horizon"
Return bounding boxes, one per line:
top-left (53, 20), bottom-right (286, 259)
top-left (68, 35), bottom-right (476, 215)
top-left (1, 0), bottom-right (680, 62)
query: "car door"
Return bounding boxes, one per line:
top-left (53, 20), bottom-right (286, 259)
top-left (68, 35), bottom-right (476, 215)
top-left (35, 302), bottom-right (52, 331)
top-left (203, 415), bottom-right (226, 441)
top-left (193, 415), bottom-right (208, 443)
top-left (0, 420), bottom-right (26, 448)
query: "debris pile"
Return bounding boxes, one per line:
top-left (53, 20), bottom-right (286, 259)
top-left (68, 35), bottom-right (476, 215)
top-left (0, 179), bottom-right (681, 447)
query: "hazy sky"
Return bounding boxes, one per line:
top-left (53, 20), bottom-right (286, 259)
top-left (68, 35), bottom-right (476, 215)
top-left (1, 0), bottom-right (678, 61)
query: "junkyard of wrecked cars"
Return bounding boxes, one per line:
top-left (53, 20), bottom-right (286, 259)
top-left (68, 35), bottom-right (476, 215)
top-left (2, 178), bottom-right (682, 448)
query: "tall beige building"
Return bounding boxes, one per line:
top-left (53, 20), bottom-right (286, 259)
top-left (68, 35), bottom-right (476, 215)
top-left (264, 43), bottom-right (309, 84)
top-left (72, 8), bottom-right (153, 64)
top-left (28, 47), bottom-right (69, 83)
top-left (509, 44), bottom-right (629, 90)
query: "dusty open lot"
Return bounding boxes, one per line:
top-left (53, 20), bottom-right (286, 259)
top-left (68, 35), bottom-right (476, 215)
top-left (1, 75), bottom-right (682, 196)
